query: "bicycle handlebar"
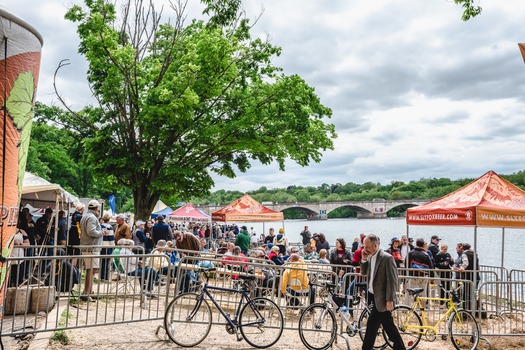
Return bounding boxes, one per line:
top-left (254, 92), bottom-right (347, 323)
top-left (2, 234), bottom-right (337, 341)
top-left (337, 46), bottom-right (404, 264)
top-left (437, 282), bottom-right (463, 294)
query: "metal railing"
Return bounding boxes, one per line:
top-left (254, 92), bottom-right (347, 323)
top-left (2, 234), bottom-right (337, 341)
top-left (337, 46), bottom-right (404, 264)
top-left (1, 248), bottom-right (524, 342)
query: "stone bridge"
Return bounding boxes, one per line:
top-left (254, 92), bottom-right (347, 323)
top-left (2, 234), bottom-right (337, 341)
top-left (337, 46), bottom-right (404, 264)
top-left (199, 199), bottom-right (430, 220)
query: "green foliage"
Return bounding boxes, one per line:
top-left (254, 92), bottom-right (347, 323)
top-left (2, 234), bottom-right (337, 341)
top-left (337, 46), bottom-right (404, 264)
top-left (327, 207), bottom-right (357, 219)
top-left (27, 103), bottom-right (131, 210)
top-left (51, 309), bottom-right (72, 345)
top-left (59, 0), bottom-right (336, 219)
top-left (51, 330), bottom-right (70, 345)
top-left (454, 0), bottom-right (482, 21)
top-left (197, 171), bottom-right (525, 212)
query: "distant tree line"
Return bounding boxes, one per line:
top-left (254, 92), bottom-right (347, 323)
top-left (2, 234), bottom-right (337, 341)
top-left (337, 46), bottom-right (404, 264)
top-left (192, 173), bottom-right (525, 219)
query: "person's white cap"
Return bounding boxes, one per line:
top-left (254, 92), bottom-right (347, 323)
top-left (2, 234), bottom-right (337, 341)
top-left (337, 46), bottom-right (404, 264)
top-left (88, 199), bottom-right (101, 208)
top-left (136, 220), bottom-right (145, 226)
top-left (119, 239), bottom-right (134, 246)
top-left (75, 202), bottom-right (85, 211)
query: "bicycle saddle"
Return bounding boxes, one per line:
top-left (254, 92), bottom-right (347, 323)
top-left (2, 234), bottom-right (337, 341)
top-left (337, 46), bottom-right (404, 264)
top-left (325, 282), bottom-right (337, 289)
top-left (238, 274), bottom-right (256, 281)
top-left (407, 288), bottom-right (424, 295)
top-left (355, 282), bottom-right (367, 289)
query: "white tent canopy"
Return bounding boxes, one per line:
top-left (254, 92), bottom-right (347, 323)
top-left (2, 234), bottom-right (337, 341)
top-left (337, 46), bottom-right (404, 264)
top-left (21, 172), bottom-right (78, 208)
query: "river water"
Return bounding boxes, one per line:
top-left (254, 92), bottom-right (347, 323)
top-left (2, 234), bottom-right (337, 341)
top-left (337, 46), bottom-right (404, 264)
top-left (233, 218), bottom-right (524, 272)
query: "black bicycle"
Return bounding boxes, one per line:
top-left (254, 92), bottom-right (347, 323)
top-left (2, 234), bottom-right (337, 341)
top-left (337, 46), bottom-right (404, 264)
top-left (164, 267), bottom-right (284, 348)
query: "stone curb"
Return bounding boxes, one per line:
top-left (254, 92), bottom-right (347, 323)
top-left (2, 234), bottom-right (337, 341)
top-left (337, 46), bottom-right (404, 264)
top-left (27, 302), bottom-right (67, 350)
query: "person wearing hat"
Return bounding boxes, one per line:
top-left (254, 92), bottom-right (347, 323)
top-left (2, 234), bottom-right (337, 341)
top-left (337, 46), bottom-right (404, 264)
top-left (234, 225), bottom-right (251, 255)
top-left (79, 200), bottom-right (103, 301)
top-left (147, 240), bottom-right (172, 278)
top-left (407, 238), bottom-right (435, 305)
top-left (273, 228), bottom-right (289, 255)
top-left (386, 237), bottom-right (403, 268)
top-left (133, 220), bottom-right (148, 252)
top-left (428, 235), bottom-right (441, 261)
top-left (268, 245), bottom-right (284, 265)
top-left (314, 233), bottom-right (330, 252)
top-left (67, 203), bottom-right (85, 261)
top-left (152, 215), bottom-right (173, 246)
top-left (265, 243), bottom-right (274, 256)
top-left (118, 239), bottom-right (160, 291)
top-left (114, 214), bottom-right (131, 245)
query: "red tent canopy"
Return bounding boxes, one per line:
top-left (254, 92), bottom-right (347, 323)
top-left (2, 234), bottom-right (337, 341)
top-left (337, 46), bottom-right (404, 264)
top-left (519, 43), bottom-right (525, 64)
top-left (212, 194), bottom-right (284, 222)
top-left (168, 202), bottom-right (210, 222)
top-left (407, 170), bottom-right (525, 228)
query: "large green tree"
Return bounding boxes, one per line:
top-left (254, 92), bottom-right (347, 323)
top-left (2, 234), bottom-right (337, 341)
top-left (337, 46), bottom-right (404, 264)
top-left (56, 0), bottom-right (336, 219)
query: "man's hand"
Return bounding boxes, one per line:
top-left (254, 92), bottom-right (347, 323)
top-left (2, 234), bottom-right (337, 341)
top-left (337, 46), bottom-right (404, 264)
top-left (386, 300), bottom-right (394, 312)
top-left (361, 250), bottom-right (369, 261)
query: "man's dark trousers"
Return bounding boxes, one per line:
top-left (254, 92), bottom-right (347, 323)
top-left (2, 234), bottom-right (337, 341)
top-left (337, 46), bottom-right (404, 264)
top-left (362, 292), bottom-right (406, 350)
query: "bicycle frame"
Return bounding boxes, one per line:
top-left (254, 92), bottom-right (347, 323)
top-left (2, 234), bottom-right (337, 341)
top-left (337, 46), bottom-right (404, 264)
top-left (190, 277), bottom-right (264, 329)
top-left (318, 285), bottom-right (362, 330)
top-left (402, 293), bottom-right (460, 335)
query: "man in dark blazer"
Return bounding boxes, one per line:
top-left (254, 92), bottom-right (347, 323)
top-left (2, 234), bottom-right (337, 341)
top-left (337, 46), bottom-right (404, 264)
top-left (360, 234), bottom-right (405, 350)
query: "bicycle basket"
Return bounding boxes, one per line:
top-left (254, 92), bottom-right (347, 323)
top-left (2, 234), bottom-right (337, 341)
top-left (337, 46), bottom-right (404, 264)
top-left (450, 291), bottom-right (461, 304)
top-left (333, 293), bottom-right (347, 307)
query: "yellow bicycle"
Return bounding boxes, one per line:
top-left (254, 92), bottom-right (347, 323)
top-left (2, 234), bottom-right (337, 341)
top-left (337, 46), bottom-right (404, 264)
top-left (386, 283), bottom-right (479, 350)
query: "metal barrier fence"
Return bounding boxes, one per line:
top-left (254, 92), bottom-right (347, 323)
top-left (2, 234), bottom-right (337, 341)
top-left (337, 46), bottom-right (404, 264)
top-left (1, 248), bottom-right (524, 342)
top-left (0, 251), bottom-right (170, 337)
top-left (510, 269), bottom-right (525, 283)
top-left (481, 265), bottom-right (509, 281)
top-left (477, 281), bottom-right (525, 336)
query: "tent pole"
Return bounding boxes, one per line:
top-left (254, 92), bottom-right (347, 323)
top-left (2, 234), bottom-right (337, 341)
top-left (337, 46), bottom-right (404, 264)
top-left (49, 189), bottom-right (59, 290)
top-left (405, 223), bottom-right (410, 268)
top-left (501, 227), bottom-right (505, 279)
top-left (53, 190), bottom-right (59, 257)
top-left (473, 225), bottom-right (478, 315)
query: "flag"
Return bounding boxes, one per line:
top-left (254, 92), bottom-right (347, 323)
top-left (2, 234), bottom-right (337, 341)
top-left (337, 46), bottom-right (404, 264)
top-left (108, 195), bottom-right (116, 215)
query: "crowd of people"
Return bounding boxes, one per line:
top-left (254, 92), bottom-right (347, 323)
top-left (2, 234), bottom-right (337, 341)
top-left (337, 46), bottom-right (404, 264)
top-left (13, 202), bottom-right (487, 349)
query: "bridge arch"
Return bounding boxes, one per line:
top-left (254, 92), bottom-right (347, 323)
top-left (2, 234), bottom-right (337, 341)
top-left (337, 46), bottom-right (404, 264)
top-left (277, 205), bottom-right (320, 220)
top-left (324, 204), bottom-right (372, 219)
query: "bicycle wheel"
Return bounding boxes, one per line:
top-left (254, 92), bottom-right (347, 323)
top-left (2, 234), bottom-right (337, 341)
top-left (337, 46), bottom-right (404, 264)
top-left (164, 292), bottom-right (212, 347)
top-left (239, 297), bottom-right (284, 348)
top-left (358, 307), bottom-right (388, 349)
top-left (298, 303), bottom-right (337, 350)
top-left (385, 305), bottom-right (422, 350)
top-left (448, 309), bottom-right (479, 350)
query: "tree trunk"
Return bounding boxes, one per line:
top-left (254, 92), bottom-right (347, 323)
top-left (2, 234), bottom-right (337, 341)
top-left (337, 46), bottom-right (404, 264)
top-left (134, 186), bottom-right (161, 221)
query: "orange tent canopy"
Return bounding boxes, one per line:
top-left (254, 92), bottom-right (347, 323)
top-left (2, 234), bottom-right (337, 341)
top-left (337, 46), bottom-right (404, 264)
top-left (406, 170), bottom-right (525, 228)
top-left (212, 194), bottom-right (284, 222)
top-left (519, 43), bottom-right (525, 64)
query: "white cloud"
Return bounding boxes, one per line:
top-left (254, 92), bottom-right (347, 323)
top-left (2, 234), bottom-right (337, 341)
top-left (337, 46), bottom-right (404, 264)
top-left (3, 0), bottom-right (525, 192)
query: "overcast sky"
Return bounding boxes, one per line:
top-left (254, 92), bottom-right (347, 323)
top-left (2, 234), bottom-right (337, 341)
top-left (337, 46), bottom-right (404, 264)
top-left (2, 0), bottom-right (525, 192)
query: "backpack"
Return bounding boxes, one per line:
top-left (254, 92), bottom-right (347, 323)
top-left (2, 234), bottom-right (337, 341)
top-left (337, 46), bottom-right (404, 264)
top-left (411, 260), bottom-right (430, 276)
top-left (411, 261), bottom-right (430, 270)
top-left (76, 222), bottom-right (82, 238)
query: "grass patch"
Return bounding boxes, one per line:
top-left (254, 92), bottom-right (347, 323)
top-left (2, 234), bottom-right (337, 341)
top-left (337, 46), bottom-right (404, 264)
top-left (51, 330), bottom-right (70, 345)
top-left (51, 309), bottom-right (73, 345)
